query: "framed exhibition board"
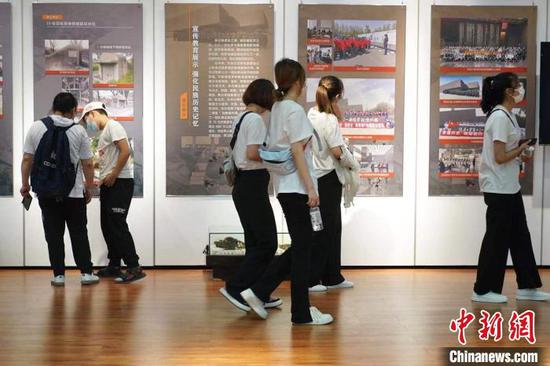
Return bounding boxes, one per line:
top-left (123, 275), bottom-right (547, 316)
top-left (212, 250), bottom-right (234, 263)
top-left (429, 6), bottom-right (537, 196)
top-left (32, 3), bottom-right (144, 197)
top-left (0, 3), bottom-right (13, 196)
top-left (298, 4), bottom-right (407, 197)
top-left (164, 3), bottom-right (275, 196)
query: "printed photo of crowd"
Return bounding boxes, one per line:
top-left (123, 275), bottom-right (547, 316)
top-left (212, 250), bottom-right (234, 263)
top-left (440, 17), bottom-right (528, 70)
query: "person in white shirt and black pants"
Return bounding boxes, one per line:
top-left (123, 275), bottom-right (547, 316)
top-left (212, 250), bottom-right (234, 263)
top-left (307, 76), bottom-right (353, 292)
top-left (81, 102), bottom-right (145, 284)
top-left (240, 59), bottom-right (333, 325)
top-left (220, 79), bottom-right (282, 311)
top-left (21, 93), bottom-right (99, 286)
top-left (472, 72), bottom-right (550, 303)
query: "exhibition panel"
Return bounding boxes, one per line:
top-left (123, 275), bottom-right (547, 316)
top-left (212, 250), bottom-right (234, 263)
top-left (154, 0), bottom-right (286, 265)
top-left (0, 0), bottom-right (23, 266)
top-left (289, 0), bottom-right (417, 265)
top-left (22, 0), bottom-right (155, 267)
top-left (415, 0), bottom-right (546, 265)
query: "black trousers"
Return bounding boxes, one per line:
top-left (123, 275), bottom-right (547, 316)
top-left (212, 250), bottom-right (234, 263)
top-left (226, 169), bottom-right (277, 300)
top-left (38, 197), bottom-right (93, 276)
top-left (251, 193), bottom-right (313, 324)
top-left (100, 178), bottom-right (140, 268)
top-left (309, 170), bottom-right (345, 287)
top-left (474, 191), bottom-right (542, 294)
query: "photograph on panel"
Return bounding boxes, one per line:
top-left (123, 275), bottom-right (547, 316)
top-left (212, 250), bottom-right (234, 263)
top-left (439, 75), bottom-right (482, 104)
top-left (44, 40), bottom-right (90, 74)
top-left (306, 44), bottom-right (333, 70)
top-left (349, 141), bottom-right (395, 195)
top-left (91, 90), bottom-right (134, 121)
top-left (306, 77), bottom-right (396, 140)
top-left (61, 77), bottom-right (90, 113)
top-left (332, 20), bottom-right (396, 71)
top-left (438, 147), bottom-right (481, 178)
top-left (439, 108), bottom-right (486, 145)
top-left (92, 52), bottom-right (134, 86)
top-left (440, 17), bottom-right (528, 71)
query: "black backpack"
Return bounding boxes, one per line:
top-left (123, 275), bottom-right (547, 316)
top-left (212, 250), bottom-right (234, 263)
top-left (30, 117), bottom-right (78, 198)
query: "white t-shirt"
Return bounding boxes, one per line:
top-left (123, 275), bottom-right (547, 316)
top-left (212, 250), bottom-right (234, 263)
top-left (23, 115), bottom-right (92, 198)
top-left (479, 106), bottom-right (522, 194)
top-left (231, 111), bottom-right (266, 171)
top-left (308, 107), bottom-right (345, 179)
top-left (97, 120), bottom-right (134, 180)
top-left (267, 100), bottom-right (317, 196)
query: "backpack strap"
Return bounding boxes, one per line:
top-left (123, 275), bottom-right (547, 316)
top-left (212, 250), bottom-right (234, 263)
top-left (488, 108), bottom-right (516, 128)
top-left (40, 117), bottom-right (55, 130)
top-left (230, 111), bottom-right (254, 150)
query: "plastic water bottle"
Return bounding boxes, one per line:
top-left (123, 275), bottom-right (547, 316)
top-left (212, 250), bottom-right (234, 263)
top-left (310, 207), bottom-right (323, 232)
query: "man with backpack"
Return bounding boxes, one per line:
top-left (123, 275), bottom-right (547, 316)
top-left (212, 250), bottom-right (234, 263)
top-left (81, 101), bottom-right (146, 284)
top-left (20, 92), bottom-right (99, 287)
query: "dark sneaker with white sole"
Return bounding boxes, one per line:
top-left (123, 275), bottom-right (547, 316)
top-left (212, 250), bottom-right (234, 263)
top-left (95, 266), bottom-right (122, 278)
top-left (264, 298), bottom-right (283, 308)
top-left (115, 267), bottom-right (146, 284)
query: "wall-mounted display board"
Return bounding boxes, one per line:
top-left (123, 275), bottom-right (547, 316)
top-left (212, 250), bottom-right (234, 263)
top-left (165, 4), bottom-right (274, 196)
top-left (32, 3), bottom-right (144, 196)
top-left (298, 5), bottom-right (406, 196)
top-left (429, 6), bottom-right (537, 196)
top-left (0, 3), bottom-right (12, 196)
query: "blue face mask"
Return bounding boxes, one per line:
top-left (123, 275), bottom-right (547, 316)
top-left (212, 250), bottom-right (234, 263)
top-left (86, 117), bottom-right (99, 133)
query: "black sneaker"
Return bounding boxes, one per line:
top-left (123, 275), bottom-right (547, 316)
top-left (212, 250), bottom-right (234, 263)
top-left (264, 298), bottom-right (283, 309)
top-left (95, 266), bottom-right (122, 278)
top-left (115, 267), bottom-right (146, 284)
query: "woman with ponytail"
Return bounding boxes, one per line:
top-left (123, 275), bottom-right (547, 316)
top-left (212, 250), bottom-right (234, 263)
top-left (307, 76), bottom-right (355, 292)
top-left (240, 59), bottom-right (333, 325)
top-left (472, 72), bottom-right (550, 303)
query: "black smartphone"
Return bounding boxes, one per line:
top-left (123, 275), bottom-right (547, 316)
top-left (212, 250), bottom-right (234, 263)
top-left (519, 138), bottom-right (537, 146)
top-left (22, 195), bottom-right (32, 211)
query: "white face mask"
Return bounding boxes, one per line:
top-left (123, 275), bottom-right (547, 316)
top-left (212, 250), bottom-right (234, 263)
top-left (513, 85), bottom-right (525, 104)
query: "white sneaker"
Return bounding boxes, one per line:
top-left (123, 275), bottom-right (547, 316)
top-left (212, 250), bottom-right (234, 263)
top-left (294, 307), bottom-right (333, 326)
top-left (219, 287), bottom-right (251, 312)
top-left (327, 280), bottom-right (354, 289)
top-left (516, 289), bottom-right (550, 301)
top-left (240, 289), bottom-right (268, 319)
top-left (81, 273), bottom-right (100, 285)
top-left (471, 291), bottom-right (508, 303)
top-left (309, 284), bottom-right (328, 292)
top-left (51, 275), bottom-right (65, 287)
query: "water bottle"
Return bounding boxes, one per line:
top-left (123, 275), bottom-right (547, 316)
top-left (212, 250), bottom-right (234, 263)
top-left (310, 207), bottom-right (323, 232)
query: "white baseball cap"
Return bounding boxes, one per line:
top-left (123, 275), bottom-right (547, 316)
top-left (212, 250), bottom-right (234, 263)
top-left (80, 101), bottom-right (108, 122)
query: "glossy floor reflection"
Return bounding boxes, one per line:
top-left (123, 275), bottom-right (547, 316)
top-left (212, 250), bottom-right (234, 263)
top-left (0, 269), bottom-right (549, 365)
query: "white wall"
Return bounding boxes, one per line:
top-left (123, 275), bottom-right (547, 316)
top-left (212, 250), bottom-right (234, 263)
top-left (1, 0), bottom-right (550, 266)
top-left (21, 0), bottom-right (155, 267)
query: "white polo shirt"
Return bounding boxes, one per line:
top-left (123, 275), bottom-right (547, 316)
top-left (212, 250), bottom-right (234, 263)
top-left (231, 111), bottom-right (266, 171)
top-left (308, 107), bottom-right (345, 179)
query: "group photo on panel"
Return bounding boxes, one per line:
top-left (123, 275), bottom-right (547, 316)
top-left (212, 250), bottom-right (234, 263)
top-left (20, 58), bottom-right (550, 326)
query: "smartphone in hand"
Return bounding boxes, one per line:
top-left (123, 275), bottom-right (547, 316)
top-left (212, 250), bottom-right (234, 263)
top-left (22, 195), bottom-right (32, 211)
top-left (519, 138), bottom-right (537, 146)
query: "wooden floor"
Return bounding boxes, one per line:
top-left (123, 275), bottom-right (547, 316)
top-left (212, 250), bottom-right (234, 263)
top-left (0, 269), bottom-right (549, 365)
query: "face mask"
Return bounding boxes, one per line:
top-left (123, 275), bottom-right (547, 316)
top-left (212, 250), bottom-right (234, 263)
top-left (513, 85), bottom-right (525, 104)
top-left (86, 116), bottom-right (99, 133)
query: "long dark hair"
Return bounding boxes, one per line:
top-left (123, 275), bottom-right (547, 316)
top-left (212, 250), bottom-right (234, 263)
top-left (273, 58), bottom-right (306, 101)
top-left (316, 75), bottom-right (343, 116)
top-left (480, 72), bottom-right (518, 114)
